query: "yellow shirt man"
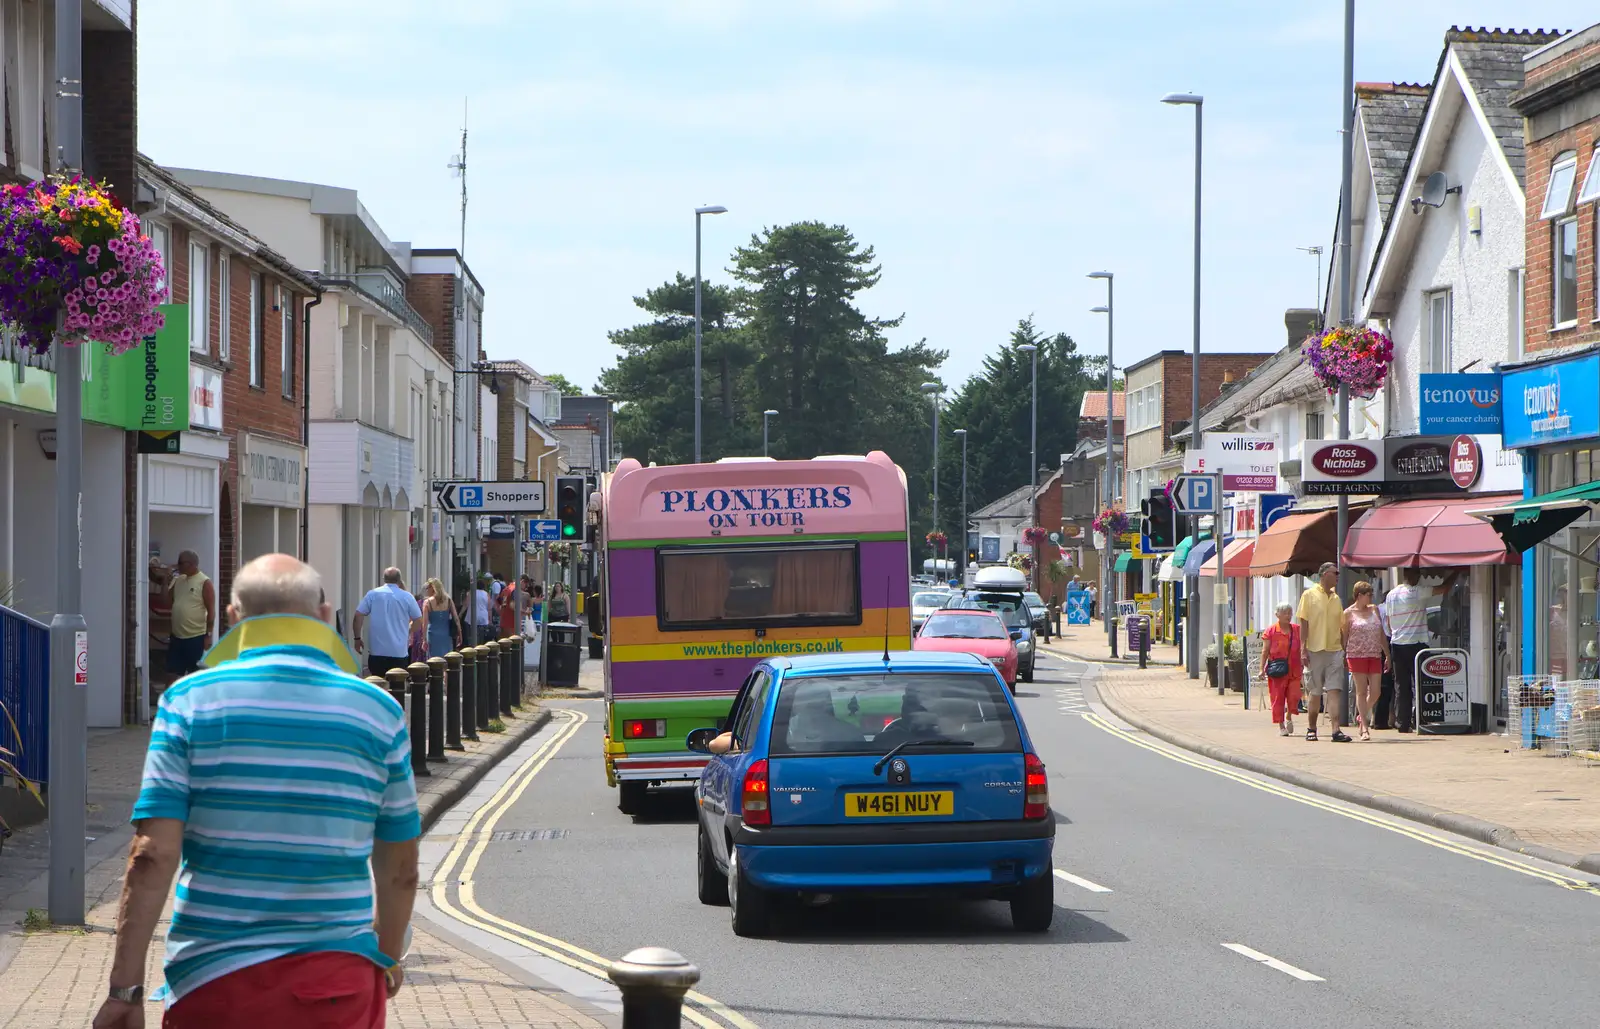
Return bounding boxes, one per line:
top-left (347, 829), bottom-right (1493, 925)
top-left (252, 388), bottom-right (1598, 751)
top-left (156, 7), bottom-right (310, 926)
top-left (1296, 580), bottom-right (1343, 653)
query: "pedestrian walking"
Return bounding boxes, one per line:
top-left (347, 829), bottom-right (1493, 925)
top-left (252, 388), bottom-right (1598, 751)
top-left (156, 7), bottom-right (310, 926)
top-left (424, 577), bottom-right (461, 657)
top-left (1298, 561), bottom-right (1352, 743)
top-left (527, 583), bottom-right (545, 626)
top-left (1260, 601), bottom-right (1303, 736)
top-left (1382, 567), bottom-right (1457, 733)
top-left (1343, 581), bottom-right (1392, 741)
top-left (497, 576), bottom-right (519, 637)
top-left (352, 567), bottom-right (424, 679)
top-left (92, 554), bottom-right (420, 1029)
top-left (548, 582), bottom-right (571, 622)
top-left (467, 576), bottom-right (493, 645)
top-left (1086, 583), bottom-right (1098, 620)
top-left (165, 550), bottom-right (215, 679)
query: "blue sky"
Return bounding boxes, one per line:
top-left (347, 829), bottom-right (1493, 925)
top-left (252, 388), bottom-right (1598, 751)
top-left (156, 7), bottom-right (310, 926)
top-left (138, 2), bottom-right (1594, 394)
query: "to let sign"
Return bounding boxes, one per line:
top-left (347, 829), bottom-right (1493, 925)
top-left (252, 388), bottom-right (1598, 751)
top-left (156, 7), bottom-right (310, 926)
top-left (1182, 433), bottom-right (1280, 491)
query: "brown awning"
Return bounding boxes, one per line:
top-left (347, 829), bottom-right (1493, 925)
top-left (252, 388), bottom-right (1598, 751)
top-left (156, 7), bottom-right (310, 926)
top-left (1249, 509), bottom-right (1338, 577)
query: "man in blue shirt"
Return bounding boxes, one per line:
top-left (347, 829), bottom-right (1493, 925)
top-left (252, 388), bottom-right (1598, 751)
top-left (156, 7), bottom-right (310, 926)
top-left (353, 567), bottom-right (424, 679)
top-left (93, 554), bottom-right (419, 1029)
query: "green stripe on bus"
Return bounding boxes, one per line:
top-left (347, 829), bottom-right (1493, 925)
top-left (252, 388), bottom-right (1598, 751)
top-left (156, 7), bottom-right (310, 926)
top-left (608, 531), bottom-right (908, 549)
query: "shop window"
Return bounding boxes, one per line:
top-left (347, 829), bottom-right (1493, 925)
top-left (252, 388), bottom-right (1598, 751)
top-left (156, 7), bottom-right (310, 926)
top-left (1556, 217), bottom-right (1579, 327)
top-left (1546, 450), bottom-right (1575, 493)
top-left (1424, 290), bottom-right (1452, 373)
top-left (1305, 410), bottom-right (1324, 440)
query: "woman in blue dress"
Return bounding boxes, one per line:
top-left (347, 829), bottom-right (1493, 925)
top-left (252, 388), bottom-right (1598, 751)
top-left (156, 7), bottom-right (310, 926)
top-left (424, 577), bottom-right (461, 657)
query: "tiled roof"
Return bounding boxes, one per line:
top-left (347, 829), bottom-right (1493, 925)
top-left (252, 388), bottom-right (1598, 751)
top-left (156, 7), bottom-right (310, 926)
top-left (1357, 83), bottom-right (1430, 224)
top-left (1078, 390), bottom-right (1125, 420)
top-left (971, 483), bottom-right (1035, 521)
top-left (1177, 340), bottom-right (1308, 435)
top-left (1447, 28), bottom-right (1568, 188)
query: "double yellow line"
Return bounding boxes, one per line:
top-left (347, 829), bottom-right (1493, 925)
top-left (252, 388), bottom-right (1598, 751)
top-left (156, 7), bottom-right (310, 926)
top-left (429, 708), bottom-right (761, 1029)
top-left (1081, 710), bottom-right (1600, 896)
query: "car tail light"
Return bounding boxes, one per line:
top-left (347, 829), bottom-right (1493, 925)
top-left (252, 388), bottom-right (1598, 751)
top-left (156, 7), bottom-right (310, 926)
top-left (624, 719), bottom-right (667, 740)
top-left (741, 759), bottom-right (770, 826)
top-left (1024, 753), bottom-right (1049, 820)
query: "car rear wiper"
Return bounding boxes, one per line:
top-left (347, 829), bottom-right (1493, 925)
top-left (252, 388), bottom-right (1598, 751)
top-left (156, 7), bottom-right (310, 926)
top-left (873, 737), bottom-right (975, 775)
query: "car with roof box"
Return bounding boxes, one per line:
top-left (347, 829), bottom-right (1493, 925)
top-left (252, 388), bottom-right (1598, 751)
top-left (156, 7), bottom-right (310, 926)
top-left (687, 650), bottom-right (1055, 937)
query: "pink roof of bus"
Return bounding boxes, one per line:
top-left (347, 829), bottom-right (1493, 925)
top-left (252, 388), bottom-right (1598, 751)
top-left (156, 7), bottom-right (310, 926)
top-left (605, 452), bottom-right (907, 541)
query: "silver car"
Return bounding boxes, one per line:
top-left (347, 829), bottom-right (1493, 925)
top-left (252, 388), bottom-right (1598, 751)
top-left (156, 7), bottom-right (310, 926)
top-left (912, 589), bottom-right (954, 633)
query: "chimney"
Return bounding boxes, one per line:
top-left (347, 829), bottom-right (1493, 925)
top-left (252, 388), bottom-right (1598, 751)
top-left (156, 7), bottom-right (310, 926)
top-left (1285, 308), bottom-right (1321, 345)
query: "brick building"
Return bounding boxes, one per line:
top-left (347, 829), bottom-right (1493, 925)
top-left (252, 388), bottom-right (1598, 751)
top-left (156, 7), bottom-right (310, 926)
top-left (1513, 25), bottom-right (1600, 355)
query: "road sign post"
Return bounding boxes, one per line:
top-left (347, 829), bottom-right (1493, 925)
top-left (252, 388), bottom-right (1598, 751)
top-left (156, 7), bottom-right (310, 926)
top-left (1211, 473), bottom-right (1230, 698)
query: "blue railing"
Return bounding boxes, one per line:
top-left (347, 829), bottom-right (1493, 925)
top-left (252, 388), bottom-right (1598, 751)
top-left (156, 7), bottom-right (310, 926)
top-left (0, 603), bottom-right (49, 785)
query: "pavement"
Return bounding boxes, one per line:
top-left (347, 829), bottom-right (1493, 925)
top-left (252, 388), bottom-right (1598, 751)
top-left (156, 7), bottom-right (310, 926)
top-left (1041, 624), bottom-right (1600, 871)
top-left (0, 682), bottom-right (617, 1029)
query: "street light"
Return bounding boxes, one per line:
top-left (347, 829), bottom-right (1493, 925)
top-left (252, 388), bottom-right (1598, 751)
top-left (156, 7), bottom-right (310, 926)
top-left (1163, 90), bottom-right (1204, 680)
top-left (921, 382), bottom-right (944, 572)
top-left (952, 428), bottom-right (968, 582)
top-left (762, 409), bottom-right (778, 457)
top-left (1089, 270), bottom-right (1116, 654)
top-left (1016, 343), bottom-right (1039, 590)
top-left (693, 204), bottom-right (728, 463)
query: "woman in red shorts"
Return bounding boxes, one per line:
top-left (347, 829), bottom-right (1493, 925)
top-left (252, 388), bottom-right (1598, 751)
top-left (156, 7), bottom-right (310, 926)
top-left (1342, 580), bottom-right (1391, 741)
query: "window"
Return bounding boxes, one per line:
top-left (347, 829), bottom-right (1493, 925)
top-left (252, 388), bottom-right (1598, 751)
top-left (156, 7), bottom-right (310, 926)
top-left (216, 253), bottom-right (230, 361)
top-left (248, 273), bottom-right (263, 386)
top-left (1425, 290), bottom-right (1452, 373)
top-left (731, 671), bottom-right (771, 747)
top-left (1509, 269), bottom-right (1526, 356)
top-left (148, 223), bottom-right (171, 302)
top-left (188, 242), bottom-right (209, 354)
top-left (1556, 218), bottom-right (1579, 327)
top-left (1126, 384), bottom-right (1160, 433)
top-left (1541, 151), bottom-right (1579, 220)
top-left (656, 542), bottom-right (861, 630)
top-left (767, 672), bottom-right (1021, 758)
top-left (280, 287), bottom-right (294, 396)
top-left (1305, 410), bottom-right (1325, 440)
top-left (1578, 146), bottom-right (1600, 206)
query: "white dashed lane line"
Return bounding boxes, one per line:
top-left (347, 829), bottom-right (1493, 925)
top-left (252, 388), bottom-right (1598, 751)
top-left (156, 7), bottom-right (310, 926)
top-left (1053, 869), bottom-right (1113, 893)
top-left (1056, 685), bottom-right (1088, 713)
top-left (1221, 943), bottom-right (1326, 982)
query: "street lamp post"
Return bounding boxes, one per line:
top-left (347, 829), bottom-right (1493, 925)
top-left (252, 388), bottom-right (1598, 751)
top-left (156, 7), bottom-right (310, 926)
top-left (762, 409), bottom-right (778, 457)
top-left (693, 204), bottom-right (727, 463)
top-left (1163, 91), bottom-right (1205, 681)
top-left (952, 428), bottom-right (968, 583)
top-left (1016, 344), bottom-right (1039, 590)
top-left (921, 382), bottom-right (943, 575)
top-left (1089, 271), bottom-right (1115, 655)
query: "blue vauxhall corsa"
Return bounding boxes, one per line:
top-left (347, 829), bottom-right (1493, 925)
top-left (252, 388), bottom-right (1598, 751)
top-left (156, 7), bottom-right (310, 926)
top-left (687, 651), bottom-right (1055, 937)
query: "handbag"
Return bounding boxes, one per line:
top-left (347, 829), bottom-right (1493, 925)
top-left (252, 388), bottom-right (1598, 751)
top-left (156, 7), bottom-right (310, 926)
top-left (1264, 626), bottom-right (1292, 678)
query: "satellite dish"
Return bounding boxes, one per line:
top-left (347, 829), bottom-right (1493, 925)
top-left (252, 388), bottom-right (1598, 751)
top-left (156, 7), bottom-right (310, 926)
top-left (1411, 172), bottom-right (1462, 214)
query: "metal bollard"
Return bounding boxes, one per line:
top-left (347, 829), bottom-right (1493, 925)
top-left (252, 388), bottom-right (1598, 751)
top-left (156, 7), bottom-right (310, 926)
top-left (366, 675), bottom-right (387, 694)
top-left (406, 663), bottom-right (432, 776)
top-left (499, 636), bottom-right (516, 717)
top-left (384, 667), bottom-right (410, 712)
top-left (460, 647), bottom-right (481, 741)
top-left (608, 947), bottom-right (700, 1029)
top-left (508, 634), bottom-right (524, 710)
top-left (482, 641), bottom-right (501, 728)
top-left (444, 651), bottom-right (465, 750)
top-left (426, 656), bottom-right (448, 761)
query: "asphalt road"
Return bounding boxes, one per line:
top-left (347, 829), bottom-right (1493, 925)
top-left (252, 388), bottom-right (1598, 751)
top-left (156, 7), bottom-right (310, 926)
top-left (454, 652), bottom-right (1600, 1029)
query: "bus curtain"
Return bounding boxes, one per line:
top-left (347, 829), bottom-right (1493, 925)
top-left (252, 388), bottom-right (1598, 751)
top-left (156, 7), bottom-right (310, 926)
top-left (663, 553), bottom-right (730, 622)
top-left (772, 550), bottom-right (854, 617)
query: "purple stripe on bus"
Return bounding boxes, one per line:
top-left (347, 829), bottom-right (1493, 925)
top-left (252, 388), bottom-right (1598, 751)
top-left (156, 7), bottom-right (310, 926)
top-left (610, 657), bottom-right (762, 694)
top-left (605, 540), bottom-right (911, 618)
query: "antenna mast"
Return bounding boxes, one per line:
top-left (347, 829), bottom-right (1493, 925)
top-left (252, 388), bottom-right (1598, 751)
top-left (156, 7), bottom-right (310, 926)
top-left (448, 98), bottom-right (468, 259)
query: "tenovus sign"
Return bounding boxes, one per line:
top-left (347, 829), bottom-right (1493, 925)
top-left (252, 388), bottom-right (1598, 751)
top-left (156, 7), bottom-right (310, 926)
top-left (658, 485), bottom-right (853, 529)
top-left (1501, 353), bottom-right (1600, 449)
top-left (1418, 373), bottom-right (1502, 434)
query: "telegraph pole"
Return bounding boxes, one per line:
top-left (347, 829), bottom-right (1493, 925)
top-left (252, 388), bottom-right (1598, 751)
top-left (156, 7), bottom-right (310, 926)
top-left (1336, 0), bottom-right (1356, 725)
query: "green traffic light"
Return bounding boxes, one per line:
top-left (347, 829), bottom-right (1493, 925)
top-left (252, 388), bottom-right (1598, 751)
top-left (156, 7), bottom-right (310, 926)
top-left (562, 525), bottom-right (576, 537)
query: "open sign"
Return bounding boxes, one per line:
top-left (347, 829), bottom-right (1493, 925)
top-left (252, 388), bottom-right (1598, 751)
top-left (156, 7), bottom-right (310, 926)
top-left (1415, 648), bottom-right (1470, 733)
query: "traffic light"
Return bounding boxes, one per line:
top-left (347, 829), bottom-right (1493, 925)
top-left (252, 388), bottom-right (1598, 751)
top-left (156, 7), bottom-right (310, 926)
top-left (556, 475), bottom-right (587, 541)
top-left (968, 547), bottom-right (979, 564)
top-left (1142, 490), bottom-right (1178, 550)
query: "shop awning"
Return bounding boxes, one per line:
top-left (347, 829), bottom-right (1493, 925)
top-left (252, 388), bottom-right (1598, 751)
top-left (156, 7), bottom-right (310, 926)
top-left (1171, 535), bottom-right (1197, 566)
top-left (1158, 553), bottom-right (1183, 582)
top-left (1468, 481), bottom-right (1600, 554)
top-left (1250, 509), bottom-right (1338, 577)
top-left (1113, 552), bottom-right (1133, 572)
top-left (1184, 538), bottom-right (1218, 576)
top-left (1343, 494), bottom-right (1520, 568)
top-left (1208, 537), bottom-right (1255, 577)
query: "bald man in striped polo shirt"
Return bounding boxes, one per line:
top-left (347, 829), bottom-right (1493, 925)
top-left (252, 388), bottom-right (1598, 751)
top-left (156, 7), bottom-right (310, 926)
top-left (94, 554), bottom-right (420, 1029)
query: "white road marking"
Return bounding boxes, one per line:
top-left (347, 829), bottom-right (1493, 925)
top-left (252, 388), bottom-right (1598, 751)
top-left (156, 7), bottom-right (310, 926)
top-left (1220, 943), bottom-right (1325, 982)
top-left (1056, 685), bottom-right (1088, 712)
top-left (1053, 869), bottom-right (1113, 893)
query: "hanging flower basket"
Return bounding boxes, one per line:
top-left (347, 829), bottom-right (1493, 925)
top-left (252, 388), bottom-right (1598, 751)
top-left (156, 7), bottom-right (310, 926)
top-left (925, 530), bottom-right (947, 547)
top-left (1021, 526), bottom-right (1049, 548)
top-left (0, 176), bottom-right (165, 353)
top-left (1091, 506), bottom-right (1130, 539)
top-left (546, 541), bottom-right (574, 565)
top-left (1007, 552), bottom-right (1033, 572)
top-left (1301, 325), bottom-right (1393, 400)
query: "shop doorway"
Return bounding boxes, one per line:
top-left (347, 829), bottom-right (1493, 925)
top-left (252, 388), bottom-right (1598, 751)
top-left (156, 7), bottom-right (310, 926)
top-left (1492, 563), bottom-right (1517, 728)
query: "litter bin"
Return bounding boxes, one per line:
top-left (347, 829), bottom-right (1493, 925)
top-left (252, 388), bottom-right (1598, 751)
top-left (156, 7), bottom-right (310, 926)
top-left (588, 630), bottom-right (605, 660)
top-left (546, 622), bottom-right (581, 687)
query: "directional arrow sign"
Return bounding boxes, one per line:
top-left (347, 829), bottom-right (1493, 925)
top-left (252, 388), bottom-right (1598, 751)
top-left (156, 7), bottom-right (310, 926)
top-left (436, 481), bottom-right (547, 514)
top-left (1172, 474), bottom-right (1218, 515)
top-left (526, 519), bottom-right (563, 542)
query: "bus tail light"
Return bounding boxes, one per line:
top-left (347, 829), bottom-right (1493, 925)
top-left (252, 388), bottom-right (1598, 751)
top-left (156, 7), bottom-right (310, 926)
top-left (624, 719), bottom-right (667, 740)
top-left (742, 759), bottom-right (770, 826)
top-left (1024, 753), bottom-right (1049, 820)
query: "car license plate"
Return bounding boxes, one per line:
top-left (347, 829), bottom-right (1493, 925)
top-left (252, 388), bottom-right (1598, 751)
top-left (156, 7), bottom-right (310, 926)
top-left (843, 791), bottom-right (954, 817)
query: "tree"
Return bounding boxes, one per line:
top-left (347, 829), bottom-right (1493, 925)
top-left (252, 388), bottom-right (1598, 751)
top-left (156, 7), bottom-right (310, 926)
top-left (541, 372), bottom-right (584, 395)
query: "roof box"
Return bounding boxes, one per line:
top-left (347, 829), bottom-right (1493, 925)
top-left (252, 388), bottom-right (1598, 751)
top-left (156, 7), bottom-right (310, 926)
top-left (972, 566), bottom-right (1028, 590)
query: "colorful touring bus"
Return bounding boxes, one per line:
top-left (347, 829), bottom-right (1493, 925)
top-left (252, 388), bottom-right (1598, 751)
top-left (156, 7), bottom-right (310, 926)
top-left (600, 451), bottom-right (911, 812)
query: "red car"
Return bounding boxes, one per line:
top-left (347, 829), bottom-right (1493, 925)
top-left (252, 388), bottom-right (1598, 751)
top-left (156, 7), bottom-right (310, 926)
top-left (913, 608), bottom-right (1019, 688)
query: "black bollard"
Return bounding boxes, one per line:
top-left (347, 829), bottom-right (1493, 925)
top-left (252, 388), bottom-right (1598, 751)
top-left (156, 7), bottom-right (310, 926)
top-left (384, 667), bottom-right (409, 713)
top-left (608, 947), bottom-right (700, 1029)
top-left (426, 656), bottom-right (447, 761)
top-left (444, 651), bottom-right (465, 750)
top-left (509, 634), bottom-right (524, 710)
top-left (482, 641), bottom-right (501, 728)
top-left (460, 647), bottom-right (480, 741)
top-left (499, 636), bottom-right (516, 717)
top-left (406, 663), bottom-right (432, 776)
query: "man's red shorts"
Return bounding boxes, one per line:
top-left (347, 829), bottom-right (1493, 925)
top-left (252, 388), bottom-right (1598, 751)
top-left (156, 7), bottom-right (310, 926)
top-left (163, 951), bottom-right (386, 1029)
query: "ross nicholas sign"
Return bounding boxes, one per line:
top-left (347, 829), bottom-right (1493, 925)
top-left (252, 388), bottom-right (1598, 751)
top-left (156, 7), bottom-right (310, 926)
top-left (1302, 440), bottom-right (1383, 494)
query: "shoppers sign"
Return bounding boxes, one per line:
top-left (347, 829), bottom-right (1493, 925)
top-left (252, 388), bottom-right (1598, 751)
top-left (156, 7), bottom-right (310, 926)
top-left (241, 433), bottom-right (306, 507)
top-left (1302, 440), bottom-right (1383, 494)
top-left (1501, 353), bottom-right (1600, 449)
top-left (1418, 373), bottom-right (1502, 434)
top-left (1182, 433), bottom-right (1280, 491)
top-left (1415, 648), bottom-right (1470, 733)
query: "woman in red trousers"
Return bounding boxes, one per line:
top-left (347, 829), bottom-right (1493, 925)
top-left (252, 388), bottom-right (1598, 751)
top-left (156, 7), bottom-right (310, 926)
top-left (1260, 601), bottom-right (1303, 737)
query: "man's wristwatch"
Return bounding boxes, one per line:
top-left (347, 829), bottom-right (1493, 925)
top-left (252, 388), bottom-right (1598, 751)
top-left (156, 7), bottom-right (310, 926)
top-left (107, 984), bottom-right (145, 1004)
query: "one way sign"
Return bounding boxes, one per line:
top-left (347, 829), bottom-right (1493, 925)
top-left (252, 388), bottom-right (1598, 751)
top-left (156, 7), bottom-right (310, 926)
top-left (436, 481), bottom-right (547, 514)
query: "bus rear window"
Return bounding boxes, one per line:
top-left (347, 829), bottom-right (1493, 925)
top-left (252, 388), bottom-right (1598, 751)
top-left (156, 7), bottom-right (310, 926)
top-left (657, 543), bottom-right (861, 630)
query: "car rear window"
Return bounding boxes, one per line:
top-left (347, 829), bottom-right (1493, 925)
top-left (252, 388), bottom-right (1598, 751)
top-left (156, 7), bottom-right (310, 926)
top-left (768, 672), bottom-right (1022, 757)
top-left (912, 591), bottom-right (950, 607)
top-left (921, 612), bottom-right (1008, 639)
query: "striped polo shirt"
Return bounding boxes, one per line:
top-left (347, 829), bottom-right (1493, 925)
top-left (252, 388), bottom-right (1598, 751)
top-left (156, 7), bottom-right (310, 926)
top-left (133, 641), bottom-right (421, 1005)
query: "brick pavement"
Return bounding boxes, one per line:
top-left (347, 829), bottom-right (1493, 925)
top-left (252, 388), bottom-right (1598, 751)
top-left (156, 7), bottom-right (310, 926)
top-left (1042, 633), bottom-right (1600, 861)
top-left (0, 701), bottom-right (614, 1028)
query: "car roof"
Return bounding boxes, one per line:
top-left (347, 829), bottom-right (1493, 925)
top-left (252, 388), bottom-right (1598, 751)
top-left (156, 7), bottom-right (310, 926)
top-left (930, 606), bottom-right (1003, 618)
top-left (773, 651), bottom-right (991, 677)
